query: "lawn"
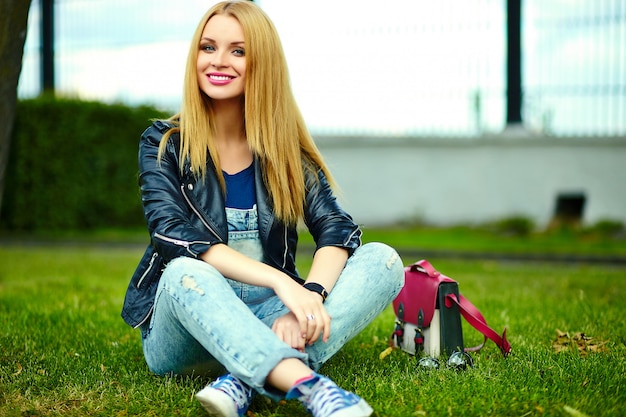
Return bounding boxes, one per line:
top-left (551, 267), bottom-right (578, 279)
top-left (0, 228), bottom-right (625, 416)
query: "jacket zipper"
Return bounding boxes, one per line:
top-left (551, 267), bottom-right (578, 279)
top-left (136, 251), bottom-right (159, 288)
top-left (345, 227), bottom-right (362, 247)
top-left (153, 232), bottom-right (213, 257)
top-left (154, 232), bottom-right (191, 248)
top-left (134, 310), bottom-right (152, 329)
top-left (133, 252), bottom-right (161, 328)
top-left (282, 225), bottom-right (289, 268)
top-left (180, 184), bottom-right (224, 242)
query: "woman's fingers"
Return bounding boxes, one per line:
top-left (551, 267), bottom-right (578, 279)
top-left (302, 306), bottom-right (331, 345)
top-left (272, 313), bottom-right (306, 351)
top-left (274, 280), bottom-right (332, 345)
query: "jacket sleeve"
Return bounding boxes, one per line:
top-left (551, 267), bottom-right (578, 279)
top-left (303, 166), bottom-right (362, 256)
top-left (138, 121), bottom-right (222, 262)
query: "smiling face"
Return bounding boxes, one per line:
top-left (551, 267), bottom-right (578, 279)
top-left (196, 14), bottom-right (246, 102)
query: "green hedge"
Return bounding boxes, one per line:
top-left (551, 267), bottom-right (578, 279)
top-left (1, 96), bottom-right (170, 231)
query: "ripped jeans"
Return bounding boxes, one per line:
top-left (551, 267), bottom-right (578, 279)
top-left (140, 239), bottom-right (404, 399)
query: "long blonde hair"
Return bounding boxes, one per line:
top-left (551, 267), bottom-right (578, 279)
top-left (159, 1), bottom-right (334, 225)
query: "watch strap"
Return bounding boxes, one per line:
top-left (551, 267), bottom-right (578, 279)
top-left (303, 282), bottom-right (328, 302)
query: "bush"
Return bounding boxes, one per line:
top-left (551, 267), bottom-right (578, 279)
top-left (1, 96), bottom-right (170, 231)
top-left (490, 215), bottom-right (535, 237)
top-left (584, 219), bottom-right (625, 238)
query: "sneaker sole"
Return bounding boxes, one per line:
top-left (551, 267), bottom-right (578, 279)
top-left (195, 388), bottom-right (239, 417)
top-left (329, 398), bottom-right (373, 417)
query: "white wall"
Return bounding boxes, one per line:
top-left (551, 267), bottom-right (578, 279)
top-left (317, 131), bottom-right (626, 228)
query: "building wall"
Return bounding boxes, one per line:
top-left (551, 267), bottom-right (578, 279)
top-left (316, 132), bottom-right (626, 228)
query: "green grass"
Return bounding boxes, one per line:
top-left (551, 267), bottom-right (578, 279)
top-left (1, 228), bottom-right (625, 416)
top-left (351, 224), bottom-right (626, 258)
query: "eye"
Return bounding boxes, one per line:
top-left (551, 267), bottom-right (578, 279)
top-left (232, 48), bottom-right (245, 57)
top-left (200, 44), bottom-right (216, 53)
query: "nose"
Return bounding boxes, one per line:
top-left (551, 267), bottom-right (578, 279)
top-left (211, 50), bottom-right (228, 69)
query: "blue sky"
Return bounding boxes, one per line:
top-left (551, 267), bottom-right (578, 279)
top-left (18, 0), bottom-right (625, 136)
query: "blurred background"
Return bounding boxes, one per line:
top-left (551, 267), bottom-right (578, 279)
top-left (18, 0), bottom-right (625, 136)
top-left (7, 0), bottom-right (626, 231)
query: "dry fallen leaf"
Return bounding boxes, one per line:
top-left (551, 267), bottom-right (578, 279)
top-left (563, 405), bottom-right (591, 417)
top-left (379, 346), bottom-right (394, 360)
top-left (12, 363), bottom-right (23, 376)
top-left (552, 329), bottom-right (608, 356)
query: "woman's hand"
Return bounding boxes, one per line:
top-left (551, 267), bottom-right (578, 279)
top-left (272, 281), bottom-right (331, 348)
top-left (199, 244), bottom-right (337, 348)
top-left (272, 312), bottom-right (306, 351)
top-left (271, 246), bottom-right (349, 350)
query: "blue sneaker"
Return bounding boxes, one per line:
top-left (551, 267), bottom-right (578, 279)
top-left (286, 373), bottom-right (373, 417)
top-left (195, 374), bottom-right (254, 417)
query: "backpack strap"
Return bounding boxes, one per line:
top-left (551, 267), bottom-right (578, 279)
top-left (445, 293), bottom-right (511, 357)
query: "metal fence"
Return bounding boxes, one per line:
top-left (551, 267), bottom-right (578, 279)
top-left (522, 0), bottom-right (625, 136)
top-left (17, 0), bottom-right (625, 137)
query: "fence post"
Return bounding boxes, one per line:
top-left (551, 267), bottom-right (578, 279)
top-left (41, 0), bottom-right (55, 94)
top-left (506, 0), bottom-right (522, 125)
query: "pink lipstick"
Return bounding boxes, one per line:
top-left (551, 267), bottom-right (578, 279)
top-left (207, 73), bottom-right (235, 86)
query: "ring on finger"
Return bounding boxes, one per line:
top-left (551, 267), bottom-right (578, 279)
top-left (306, 314), bottom-right (315, 321)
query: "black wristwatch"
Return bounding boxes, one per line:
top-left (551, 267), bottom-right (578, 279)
top-left (303, 282), bottom-right (329, 302)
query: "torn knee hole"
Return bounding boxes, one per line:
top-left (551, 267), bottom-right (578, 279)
top-left (181, 275), bottom-right (205, 295)
top-left (385, 251), bottom-right (400, 269)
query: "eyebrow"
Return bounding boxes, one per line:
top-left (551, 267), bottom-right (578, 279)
top-left (201, 37), bottom-right (245, 46)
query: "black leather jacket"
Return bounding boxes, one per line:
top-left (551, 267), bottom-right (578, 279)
top-left (121, 120), bottom-right (362, 328)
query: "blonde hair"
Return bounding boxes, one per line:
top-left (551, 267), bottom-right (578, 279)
top-left (159, 0), bottom-right (334, 225)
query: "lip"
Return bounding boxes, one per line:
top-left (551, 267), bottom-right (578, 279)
top-left (207, 72), bottom-right (236, 86)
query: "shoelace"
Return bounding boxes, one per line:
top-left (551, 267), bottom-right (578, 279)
top-left (216, 376), bottom-right (252, 408)
top-left (307, 378), bottom-right (357, 417)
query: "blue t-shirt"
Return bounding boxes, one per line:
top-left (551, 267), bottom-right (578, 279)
top-left (223, 162), bottom-right (256, 210)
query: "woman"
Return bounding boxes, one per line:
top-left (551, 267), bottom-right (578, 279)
top-left (121, 2), bottom-right (404, 416)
